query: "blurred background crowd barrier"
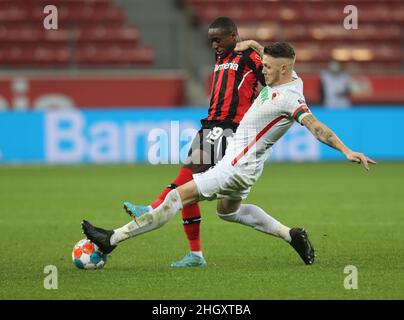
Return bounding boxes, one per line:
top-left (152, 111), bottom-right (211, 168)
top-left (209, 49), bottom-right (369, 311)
top-left (1, 108), bottom-right (403, 163)
top-left (0, 0), bottom-right (403, 163)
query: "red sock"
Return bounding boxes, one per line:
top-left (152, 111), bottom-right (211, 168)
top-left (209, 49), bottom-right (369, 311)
top-left (150, 167), bottom-right (193, 209)
top-left (182, 203), bottom-right (202, 252)
top-left (150, 167), bottom-right (202, 252)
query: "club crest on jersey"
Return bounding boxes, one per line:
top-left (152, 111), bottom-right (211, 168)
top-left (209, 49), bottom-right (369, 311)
top-left (214, 62), bottom-right (239, 72)
top-left (260, 87), bottom-right (269, 103)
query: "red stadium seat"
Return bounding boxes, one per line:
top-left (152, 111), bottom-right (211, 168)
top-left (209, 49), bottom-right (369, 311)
top-left (77, 26), bottom-right (140, 44)
top-left (186, 0), bottom-right (403, 72)
top-left (0, 45), bottom-right (70, 67)
top-left (0, 0), bottom-right (155, 67)
top-left (75, 44), bottom-right (154, 67)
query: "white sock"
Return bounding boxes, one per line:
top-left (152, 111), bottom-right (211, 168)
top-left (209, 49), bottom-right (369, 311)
top-left (110, 190), bottom-right (183, 246)
top-left (110, 220), bottom-right (141, 246)
top-left (191, 251), bottom-right (203, 257)
top-left (218, 204), bottom-right (292, 242)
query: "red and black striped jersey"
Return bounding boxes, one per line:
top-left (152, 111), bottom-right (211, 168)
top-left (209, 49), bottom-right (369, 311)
top-left (201, 48), bottom-right (266, 128)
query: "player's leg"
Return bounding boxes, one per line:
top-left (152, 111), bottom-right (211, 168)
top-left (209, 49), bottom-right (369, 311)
top-left (174, 164), bottom-right (206, 266)
top-left (140, 161), bottom-right (205, 260)
top-left (171, 130), bottom-right (233, 267)
top-left (139, 129), bottom-right (208, 265)
top-left (217, 199), bottom-right (291, 240)
top-left (149, 166), bottom-right (194, 210)
top-left (82, 136), bottom-right (222, 259)
top-left (216, 199), bottom-right (315, 265)
top-left (82, 180), bottom-right (202, 254)
top-left (170, 146), bottom-right (218, 267)
top-left (82, 129), bottom-right (222, 258)
top-left (149, 129), bottom-right (210, 210)
top-left (114, 158), bottom-right (199, 249)
top-left (179, 150), bottom-right (212, 253)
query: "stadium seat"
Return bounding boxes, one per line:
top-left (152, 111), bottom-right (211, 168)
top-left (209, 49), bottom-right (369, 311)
top-left (0, 0), bottom-right (155, 67)
top-left (185, 0), bottom-right (403, 72)
top-left (0, 45), bottom-right (70, 67)
top-left (75, 45), bottom-right (154, 67)
top-left (77, 26), bottom-right (140, 44)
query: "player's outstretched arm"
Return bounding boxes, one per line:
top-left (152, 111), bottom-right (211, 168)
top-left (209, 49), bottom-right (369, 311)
top-left (301, 114), bottom-right (377, 171)
top-left (235, 40), bottom-right (264, 57)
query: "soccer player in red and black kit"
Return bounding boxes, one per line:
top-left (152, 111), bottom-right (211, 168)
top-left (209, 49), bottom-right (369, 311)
top-left (131, 17), bottom-right (265, 267)
top-left (81, 17), bottom-right (265, 267)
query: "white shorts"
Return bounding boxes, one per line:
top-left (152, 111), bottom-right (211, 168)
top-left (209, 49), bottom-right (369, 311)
top-left (193, 161), bottom-right (253, 201)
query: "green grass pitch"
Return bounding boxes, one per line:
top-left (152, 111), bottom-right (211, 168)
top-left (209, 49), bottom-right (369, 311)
top-left (0, 162), bottom-right (403, 299)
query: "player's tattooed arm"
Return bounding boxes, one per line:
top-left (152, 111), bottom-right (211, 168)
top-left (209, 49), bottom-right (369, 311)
top-left (301, 114), bottom-right (377, 170)
top-left (301, 114), bottom-right (346, 152)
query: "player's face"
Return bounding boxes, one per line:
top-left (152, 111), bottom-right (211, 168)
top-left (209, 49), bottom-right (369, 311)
top-left (208, 28), bottom-right (237, 58)
top-left (262, 55), bottom-right (282, 87)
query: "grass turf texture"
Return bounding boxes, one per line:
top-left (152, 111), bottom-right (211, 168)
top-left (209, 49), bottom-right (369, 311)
top-left (0, 162), bottom-right (403, 300)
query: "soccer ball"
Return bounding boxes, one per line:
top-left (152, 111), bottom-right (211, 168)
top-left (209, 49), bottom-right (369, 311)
top-left (72, 239), bottom-right (107, 270)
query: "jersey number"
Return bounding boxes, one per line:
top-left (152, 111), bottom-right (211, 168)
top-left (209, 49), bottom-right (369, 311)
top-left (206, 127), bottom-right (224, 144)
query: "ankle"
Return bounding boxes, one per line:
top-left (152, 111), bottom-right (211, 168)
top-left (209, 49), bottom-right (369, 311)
top-left (191, 251), bottom-right (203, 258)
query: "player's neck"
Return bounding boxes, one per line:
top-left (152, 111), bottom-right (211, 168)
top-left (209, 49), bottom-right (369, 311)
top-left (272, 75), bottom-right (294, 87)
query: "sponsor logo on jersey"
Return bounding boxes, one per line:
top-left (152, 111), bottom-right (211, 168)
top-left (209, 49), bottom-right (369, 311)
top-left (214, 62), bottom-right (239, 72)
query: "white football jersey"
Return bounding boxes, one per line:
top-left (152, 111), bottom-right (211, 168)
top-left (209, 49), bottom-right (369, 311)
top-left (221, 72), bottom-right (312, 185)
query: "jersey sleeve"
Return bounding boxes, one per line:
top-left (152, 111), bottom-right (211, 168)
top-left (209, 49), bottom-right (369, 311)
top-left (245, 49), bottom-right (266, 86)
top-left (282, 94), bottom-right (312, 125)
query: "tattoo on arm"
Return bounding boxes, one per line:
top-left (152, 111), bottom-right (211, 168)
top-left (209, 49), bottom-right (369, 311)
top-left (313, 125), bottom-right (339, 149)
top-left (302, 115), bottom-right (347, 152)
top-left (301, 115), bottom-right (316, 127)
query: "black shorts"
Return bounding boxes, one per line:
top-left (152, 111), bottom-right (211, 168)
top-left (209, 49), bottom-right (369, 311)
top-left (187, 124), bottom-right (237, 168)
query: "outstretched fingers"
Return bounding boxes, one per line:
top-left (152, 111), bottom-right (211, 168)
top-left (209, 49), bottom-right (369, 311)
top-left (350, 152), bottom-right (377, 171)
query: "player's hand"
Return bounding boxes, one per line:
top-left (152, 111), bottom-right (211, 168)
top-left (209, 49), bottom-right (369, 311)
top-left (345, 151), bottom-right (377, 171)
top-left (235, 40), bottom-right (254, 53)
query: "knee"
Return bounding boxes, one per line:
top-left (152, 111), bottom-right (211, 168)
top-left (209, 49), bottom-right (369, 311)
top-left (216, 199), bottom-right (241, 215)
top-left (217, 209), bottom-right (240, 223)
top-left (217, 206), bottom-right (235, 215)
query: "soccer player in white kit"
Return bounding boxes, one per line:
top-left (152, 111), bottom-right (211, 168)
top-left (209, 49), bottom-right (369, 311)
top-left (82, 42), bottom-right (376, 265)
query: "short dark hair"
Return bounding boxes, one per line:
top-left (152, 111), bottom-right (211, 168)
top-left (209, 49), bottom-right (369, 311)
top-left (264, 42), bottom-right (295, 59)
top-left (208, 17), bottom-right (238, 33)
